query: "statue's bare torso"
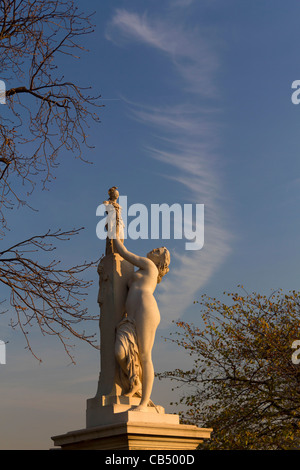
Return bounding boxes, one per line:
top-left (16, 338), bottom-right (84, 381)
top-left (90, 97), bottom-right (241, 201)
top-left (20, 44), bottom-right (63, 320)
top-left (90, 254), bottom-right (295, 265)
top-left (126, 267), bottom-right (161, 356)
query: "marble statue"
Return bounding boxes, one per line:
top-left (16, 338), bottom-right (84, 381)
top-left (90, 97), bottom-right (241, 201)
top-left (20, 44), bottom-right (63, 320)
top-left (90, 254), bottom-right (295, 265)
top-left (113, 238), bottom-right (170, 411)
top-left (52, 187), bottom-right (213, 448)
top-left (94, 186), bottom-right (170, 412)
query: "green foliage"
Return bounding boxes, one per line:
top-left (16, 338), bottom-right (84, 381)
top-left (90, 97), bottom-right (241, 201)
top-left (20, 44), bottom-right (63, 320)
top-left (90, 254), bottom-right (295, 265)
top-left (158, 288), bottom-right (300, 449)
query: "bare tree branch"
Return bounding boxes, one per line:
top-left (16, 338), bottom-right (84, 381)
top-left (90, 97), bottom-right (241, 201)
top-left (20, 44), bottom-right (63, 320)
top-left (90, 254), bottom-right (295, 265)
top-left (0, 228), bottom-right (100, 363)
top-left (0, 0), bottom-right (103, 235)
top-left (0, 1), bottom-right (102, 361)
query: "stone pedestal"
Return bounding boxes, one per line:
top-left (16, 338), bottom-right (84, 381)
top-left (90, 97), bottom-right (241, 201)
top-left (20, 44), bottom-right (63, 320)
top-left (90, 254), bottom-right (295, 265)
top-left (51, 395), bottom-right (212, 450)
top-left (51, 421), bottom-right (212, 450)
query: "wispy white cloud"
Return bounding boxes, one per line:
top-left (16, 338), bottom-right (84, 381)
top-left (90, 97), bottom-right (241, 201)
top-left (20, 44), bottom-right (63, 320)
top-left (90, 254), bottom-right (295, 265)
top-left (106, 9), bottom-right (219, 96)
top-left (128, 104), bottom-right (232, 325)
top-left (106, 9), bottom-right (232, 325)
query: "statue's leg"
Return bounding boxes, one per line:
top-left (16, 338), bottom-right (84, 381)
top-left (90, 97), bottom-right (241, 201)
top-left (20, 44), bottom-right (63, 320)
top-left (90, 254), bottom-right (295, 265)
top-left (133, 307), bottom-right (160, 411)
top-left (137, 351), bottom-right (155, 410)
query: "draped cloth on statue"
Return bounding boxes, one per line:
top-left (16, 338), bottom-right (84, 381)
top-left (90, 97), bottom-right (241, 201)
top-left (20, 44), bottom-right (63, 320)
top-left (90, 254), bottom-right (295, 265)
top-left (115, 316), bottom-right (142, 396)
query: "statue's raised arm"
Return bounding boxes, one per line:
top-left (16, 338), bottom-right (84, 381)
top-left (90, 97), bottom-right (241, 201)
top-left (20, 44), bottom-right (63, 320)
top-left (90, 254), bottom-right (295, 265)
top-left (113, 237), bottom-right (153, 272)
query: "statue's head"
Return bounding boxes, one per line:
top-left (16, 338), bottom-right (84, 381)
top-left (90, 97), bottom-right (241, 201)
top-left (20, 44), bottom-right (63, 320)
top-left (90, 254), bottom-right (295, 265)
top-left (147, 247), bottom-right (170, 284)
top-left (108, 186), bottom-right (119, 201)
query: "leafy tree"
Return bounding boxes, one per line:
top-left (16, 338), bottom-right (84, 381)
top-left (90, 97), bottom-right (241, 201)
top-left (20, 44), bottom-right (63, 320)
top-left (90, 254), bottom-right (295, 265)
top-left (0, 0), bottom-right (102, 362)
top-left (158, 288), bottom-right (300, 449)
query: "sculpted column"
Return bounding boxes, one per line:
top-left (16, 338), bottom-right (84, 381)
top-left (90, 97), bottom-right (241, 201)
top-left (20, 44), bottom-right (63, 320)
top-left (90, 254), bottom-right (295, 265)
top-left (94, 187), bottom-right (134, 398)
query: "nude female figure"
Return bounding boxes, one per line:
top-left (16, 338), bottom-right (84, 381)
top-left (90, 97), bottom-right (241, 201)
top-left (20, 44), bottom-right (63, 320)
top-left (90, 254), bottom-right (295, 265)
top-left (113, 237), bottom-right (170, 412)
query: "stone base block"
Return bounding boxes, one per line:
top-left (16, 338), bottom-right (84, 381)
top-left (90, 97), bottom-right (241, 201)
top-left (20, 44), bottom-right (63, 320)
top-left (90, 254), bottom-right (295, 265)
top-left (86, 395), bottom-right (177, 428)
top-left (51, 420), bottom-right (212, 450)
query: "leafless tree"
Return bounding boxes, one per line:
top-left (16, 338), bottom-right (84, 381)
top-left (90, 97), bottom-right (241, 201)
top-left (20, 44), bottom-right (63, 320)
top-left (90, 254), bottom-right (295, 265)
top-left (0, 0), bottom-right (102, 361)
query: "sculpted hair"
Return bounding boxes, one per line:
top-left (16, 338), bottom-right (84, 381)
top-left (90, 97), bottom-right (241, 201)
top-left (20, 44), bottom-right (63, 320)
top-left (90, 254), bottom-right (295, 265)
top-left (156, 247), bottom-right (170, 284)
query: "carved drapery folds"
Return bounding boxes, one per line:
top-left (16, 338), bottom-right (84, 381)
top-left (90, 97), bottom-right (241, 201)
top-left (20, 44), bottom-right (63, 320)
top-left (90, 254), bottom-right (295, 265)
top-left (116, 316), bottom-right (142, 396)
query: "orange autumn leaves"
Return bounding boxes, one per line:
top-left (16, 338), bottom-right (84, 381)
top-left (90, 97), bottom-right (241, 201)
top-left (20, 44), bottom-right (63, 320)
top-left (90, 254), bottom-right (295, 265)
top-left (158, 288), bottom-right (300, 449)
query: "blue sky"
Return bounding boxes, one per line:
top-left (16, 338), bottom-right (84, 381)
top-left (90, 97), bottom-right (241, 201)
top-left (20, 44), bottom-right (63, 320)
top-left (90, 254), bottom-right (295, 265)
top-left (1, 0), bottom-right (300, 449)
